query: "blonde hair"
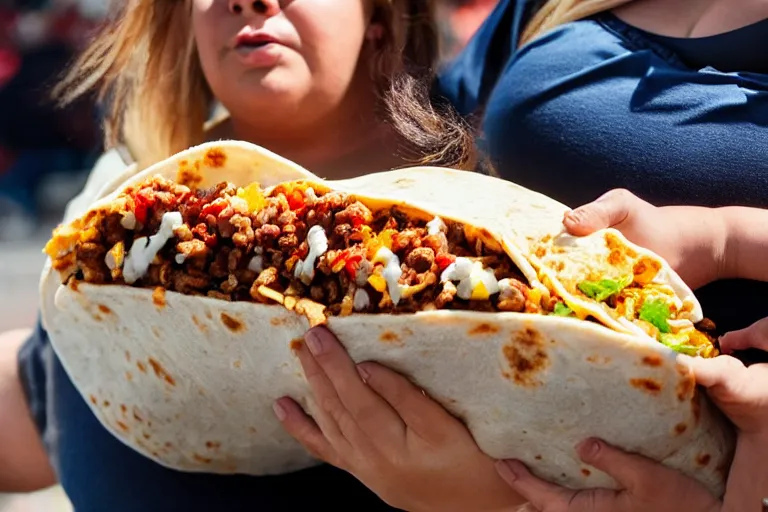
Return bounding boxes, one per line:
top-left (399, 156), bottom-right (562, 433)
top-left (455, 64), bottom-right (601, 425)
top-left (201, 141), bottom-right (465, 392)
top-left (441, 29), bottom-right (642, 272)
top-left (54, 0), bottom-right (477, 172)
top-left (520, 0), bottom-right (634, 46)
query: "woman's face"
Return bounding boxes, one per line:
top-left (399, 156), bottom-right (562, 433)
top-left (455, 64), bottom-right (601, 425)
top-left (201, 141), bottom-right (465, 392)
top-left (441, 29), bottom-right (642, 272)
top-left (192, 0), bottom-right (377, 130)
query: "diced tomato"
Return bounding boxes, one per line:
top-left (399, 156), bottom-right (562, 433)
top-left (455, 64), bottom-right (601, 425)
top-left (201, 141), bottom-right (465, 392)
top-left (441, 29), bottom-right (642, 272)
top-left (344, 254), bottom-right (363, 279)
top-left (435, 253), bottom-right (456, 272)
top-left (132, 189), bottom-right (155, 225)
top-left (200, 199), bottom-right (227, 218)
top-left (288, 189), bottom-right (305, 211)
top-left (192, 223), bottom-right (218, 247)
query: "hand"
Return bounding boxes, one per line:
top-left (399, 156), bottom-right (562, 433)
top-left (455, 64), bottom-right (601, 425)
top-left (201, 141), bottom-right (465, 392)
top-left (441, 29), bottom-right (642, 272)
top-left (679, 318), bottom-right (768, 437)
top-left (496, 438), bottom-right (721, 512)
top-left (562, 189), bottom-right (725, 290)
top-left (274, 326), bottom-right (523, 512)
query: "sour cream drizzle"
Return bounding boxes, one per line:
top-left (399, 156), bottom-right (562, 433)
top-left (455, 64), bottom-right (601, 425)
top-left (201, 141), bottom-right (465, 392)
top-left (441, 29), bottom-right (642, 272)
top-left (441, 256), bottom-right (500, 300)
top-left (294, 225), bottom-right (329, 285)
top-left (122, 212), bottom-right (183, 284)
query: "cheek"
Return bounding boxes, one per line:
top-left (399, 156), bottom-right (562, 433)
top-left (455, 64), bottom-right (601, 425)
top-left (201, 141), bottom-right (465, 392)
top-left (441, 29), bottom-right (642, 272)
top-left (292, 7), bottom-right (368, 74)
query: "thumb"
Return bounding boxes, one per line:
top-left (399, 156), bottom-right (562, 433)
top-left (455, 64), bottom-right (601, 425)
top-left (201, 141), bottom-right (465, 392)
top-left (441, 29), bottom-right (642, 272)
top-left (576, 438), bottom-right (678, 494)
top-left (496, 460), bottom-right (575, 512)
top-left (718, 317), bottom-right (768, 353)
top-left (562, 189), bottom-right (636, 236)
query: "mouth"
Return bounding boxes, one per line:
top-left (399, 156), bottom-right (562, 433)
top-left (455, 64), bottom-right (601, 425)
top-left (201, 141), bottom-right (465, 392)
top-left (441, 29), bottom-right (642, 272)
top-left (234, 33), bottom-right (279, 51)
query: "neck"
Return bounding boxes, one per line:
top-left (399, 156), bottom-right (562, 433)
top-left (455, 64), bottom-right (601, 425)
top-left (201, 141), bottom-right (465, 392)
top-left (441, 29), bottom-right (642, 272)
top-left (225, 72), bottom-right (404, 180)
top-left (613, 0), bottom-right (768, 37)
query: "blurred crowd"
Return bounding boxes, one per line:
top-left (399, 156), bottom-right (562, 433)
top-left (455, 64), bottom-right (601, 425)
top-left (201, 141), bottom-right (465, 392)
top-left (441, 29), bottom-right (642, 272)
top-left (0, 0), bottom-right (497, 242)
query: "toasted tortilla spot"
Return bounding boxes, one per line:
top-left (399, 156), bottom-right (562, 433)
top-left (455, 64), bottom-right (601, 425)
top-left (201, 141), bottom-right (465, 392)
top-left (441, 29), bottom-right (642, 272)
top-left (289, 338), bottom-right (304, 352)
top-left (98, 304), bottom-right (112, 314)
top-left (116, 421), bottom-right (130, 432)
top-left (192, 315), bottom-right (208, 333)
top-left (89, 394), bottom-right (97, 405)
top-left (586, 354), bottom-right (611, 365)
top-left (249, 427), bottom-right (258, 434)
top-left (233, 360), bottom-right (242, 369)
top-left (193, 453), bottom-right (212, 464)
top-left (136, 361), bottom-right (147, 373)
top-left (674, 422), bottom-right (688, 435)
top-left (581, 468), bottom-right (591, 477)
top-left (692, 394), bottom-right (701, 423)
top-left (125, 371), bottom-right (133, 382)
top-left (402, 327), bottom-right (414, 336)
top-left (270, 317), bottom-right (287, 326)
top-left (93, 314), bottom-right (103, 322)
top-left (534, 455), bottom-right (542, 460)
top-left (502, 327), bottom-right (550, 387)
top-left (642, 355), bottom-right (663, 367)
top-left (148, 358), bottom-right (176, 386)
top-left (143, 432), bottom-right (151, 440)
top-left (220, 312), bottom-right (244, 332)
top-left (103, 400), bottom-right (111, 407)
top-left (177, 162), bottom-right (203, 188)
top-left (676, 371), bottom-right (696, 402)
top-left (165, 442), bottom-right (174, 448)
top-left (125, 350), bottom-right (131, 361)
top-left (120, 404), bottom-right (127, 414)
top-left (629, 378), bottom-right (662, 395)
top-left (380, 331), bottom-right (401, 344)
top-left (151, 326), bottom-right (162, 339)
top-left (204, 148), bottom-right (227, 168)
top-left (394, 177), bottom-right (416, 186)
top-left (70, 279), bottom-right (79, 292)
top-left (206, 441), bottom-right (221, 449)
top-left (696, 453), bottom-right (711, 467)
top-left (469, 323), bottom-right (500, 336)
top-left (152, 287), bottom-right (166, 308)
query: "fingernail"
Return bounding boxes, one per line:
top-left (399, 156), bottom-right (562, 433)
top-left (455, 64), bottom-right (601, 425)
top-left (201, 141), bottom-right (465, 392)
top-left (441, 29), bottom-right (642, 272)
top-left (357, 365), bottom-right (370, 382)
top-left (272, 400), bottom-right (287, 421)
top-left (305, 329), bottom-right (324, 356)
top-left (578, 439), bottom-right (601, 459)
top-left (497, 460), bottom-right (523, 482)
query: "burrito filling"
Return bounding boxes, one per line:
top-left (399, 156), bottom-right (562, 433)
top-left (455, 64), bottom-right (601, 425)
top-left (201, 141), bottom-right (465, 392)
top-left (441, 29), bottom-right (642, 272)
top-left (45, 176), bottom-right (550, 324)
top-left (572, 276), bottom-right (717, 357)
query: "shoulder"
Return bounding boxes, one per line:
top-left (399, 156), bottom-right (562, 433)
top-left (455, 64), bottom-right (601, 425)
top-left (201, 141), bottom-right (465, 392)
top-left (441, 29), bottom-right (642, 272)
top-left (62, 147), bottom-right (138, 223)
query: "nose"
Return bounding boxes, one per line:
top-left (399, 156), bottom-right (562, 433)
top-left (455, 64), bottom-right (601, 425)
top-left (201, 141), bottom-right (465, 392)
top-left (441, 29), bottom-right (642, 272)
top-left (228, 0), bottom-right (281, 17)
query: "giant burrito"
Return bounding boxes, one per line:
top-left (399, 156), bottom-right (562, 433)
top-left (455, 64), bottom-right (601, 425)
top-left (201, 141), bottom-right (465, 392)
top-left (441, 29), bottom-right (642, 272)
top-left (40, 141), bottom-right (734, 495)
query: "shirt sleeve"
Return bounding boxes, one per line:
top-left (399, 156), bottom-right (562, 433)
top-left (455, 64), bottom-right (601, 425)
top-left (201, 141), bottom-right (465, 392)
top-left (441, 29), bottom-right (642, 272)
top-left (16, 318), bottom-right (52, 440)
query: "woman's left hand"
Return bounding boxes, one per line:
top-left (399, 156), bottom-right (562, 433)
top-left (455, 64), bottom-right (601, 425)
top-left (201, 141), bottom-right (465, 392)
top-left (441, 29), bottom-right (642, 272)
top-left (496, 438), bottom-right (721, 512)
top-left (274, 326), bottom-right (523, 512)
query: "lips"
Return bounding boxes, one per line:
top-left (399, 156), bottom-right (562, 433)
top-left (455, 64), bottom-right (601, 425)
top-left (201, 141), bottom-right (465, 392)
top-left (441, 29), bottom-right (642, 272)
top-left (234, 32), bottom-right (279, 50)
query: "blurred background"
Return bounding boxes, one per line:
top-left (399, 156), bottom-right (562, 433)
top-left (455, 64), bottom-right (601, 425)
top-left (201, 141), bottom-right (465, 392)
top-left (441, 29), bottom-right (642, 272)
top-left (0, 1), bottom-right (497, 510)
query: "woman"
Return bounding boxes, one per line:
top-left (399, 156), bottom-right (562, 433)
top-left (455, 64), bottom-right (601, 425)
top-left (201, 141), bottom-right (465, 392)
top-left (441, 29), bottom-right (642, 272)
top-left (275, 0), bottom-right (768, 509)
top-left (2, 1), bottom-right (523, 511)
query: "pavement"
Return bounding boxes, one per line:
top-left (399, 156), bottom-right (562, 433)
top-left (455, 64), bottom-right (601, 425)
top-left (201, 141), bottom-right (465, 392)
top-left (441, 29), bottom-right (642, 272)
top-left (0, 221), bottom-right (73, 512)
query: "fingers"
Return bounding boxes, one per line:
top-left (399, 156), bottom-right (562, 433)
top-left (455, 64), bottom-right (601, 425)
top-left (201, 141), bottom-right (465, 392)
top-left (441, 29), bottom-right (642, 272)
top-left (357, 361), bottom-right (460, 440)
top-left (576, 438), bottom-right (685, 496)
top-left (298, 327), bottom-right (403, 441)
top-left (563, 189), bottom-right (638, 236)
top-left (496, 460), bottom-right (576, 512)
top-left (291, 339), bottom-right (350, 447)
top-left (678, 354), bottom-right (746, 389)
top-left (273, 396), bottom-right (340, 466)
top-left (718, 317), bottom-right (768, 353)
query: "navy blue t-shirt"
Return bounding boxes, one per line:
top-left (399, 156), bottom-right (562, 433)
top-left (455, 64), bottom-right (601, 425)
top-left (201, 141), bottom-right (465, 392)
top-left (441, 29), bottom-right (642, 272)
top-left (18, 2), bottom-right (768, 510)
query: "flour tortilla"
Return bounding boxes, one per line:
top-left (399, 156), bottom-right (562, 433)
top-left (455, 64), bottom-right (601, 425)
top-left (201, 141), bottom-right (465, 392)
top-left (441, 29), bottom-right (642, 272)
top-left (39, 141), bottom-right (734, 495)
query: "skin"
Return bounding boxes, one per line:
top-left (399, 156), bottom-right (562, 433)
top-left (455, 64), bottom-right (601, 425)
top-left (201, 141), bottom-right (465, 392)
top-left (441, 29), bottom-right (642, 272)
top-left (493, 188), bottom-right (768, 512)
top-left (193, 0), bottom-right (403, 177)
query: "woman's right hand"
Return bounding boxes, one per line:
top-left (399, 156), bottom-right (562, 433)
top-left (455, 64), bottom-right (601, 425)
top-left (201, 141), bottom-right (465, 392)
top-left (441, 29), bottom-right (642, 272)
top-left (562, 189), bottom-right (726, 290)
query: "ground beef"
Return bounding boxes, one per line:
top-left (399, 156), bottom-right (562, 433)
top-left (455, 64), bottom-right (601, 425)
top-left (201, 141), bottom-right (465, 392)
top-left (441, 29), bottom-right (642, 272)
top-left (58, 177), bottom-right (540, 318)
